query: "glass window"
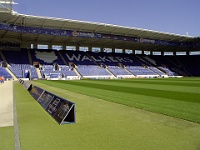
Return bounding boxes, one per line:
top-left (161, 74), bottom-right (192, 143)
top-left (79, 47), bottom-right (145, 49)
top-left (37, 44), bottom-right (48, 49)
top-left (164, 52), bottom-right (173, 56)
top-left (31, 44), bottom-right (34, 49)
top-left (79, 47), bottom-right (88, 52)
top-left (125, 49), bottom-right (133, 54)
top-left (135, 50), bottom-right (142, 54)
top-left (66, 46), bottom-right (76, 51)
top-left (176, 52), bottom-right (186, 55)
top-left (144, 51), bottom-right (150, 55)
top-left (52, 45), bottom-right (62, 50)
top-left (190, 51), bottom-right (200, 55)
top-left (153, 51), bottom-right (161, 55)
top-left (104, 48), bottom-right (112, 53)
top-left (92, 47), bottom-right (101, 52)
top-left (115, 48), bottom-right (122, 53)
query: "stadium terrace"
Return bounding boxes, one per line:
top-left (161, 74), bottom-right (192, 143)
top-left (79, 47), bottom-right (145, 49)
top-left (0, 2), bottom-right (200, 80)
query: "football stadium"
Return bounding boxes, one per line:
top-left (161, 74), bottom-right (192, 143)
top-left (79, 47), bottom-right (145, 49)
top-left (0, 1), bottom-right (200, 150)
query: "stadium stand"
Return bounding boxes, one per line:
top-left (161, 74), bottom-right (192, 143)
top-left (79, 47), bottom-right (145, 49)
top-left (1, 49), bottom-right (38, 79)
top-left (86, 52), bottom-right (132, 77)
top-left (0, 67), bottom-right (12, 79)
top-left (1, 48), bottom-right (200, 80)
top-left (30, 49), bottom-right (78, 79)
top-left (107, 65), bottom-right (133, 77)
top-left (61, 50), bottom-right (95, 65)
top-left (76, 65), bottom-right (111, 77)
top-left (0, 11), bottom-right (200, 80)
top-left (144, 55), bottom-right (179, 76)
top-left (175, 55), bottom-right (200, 76)
top-left (0, 54), bottom-right (12, 80)
top-left (60, 50), bottom-right (112, 78)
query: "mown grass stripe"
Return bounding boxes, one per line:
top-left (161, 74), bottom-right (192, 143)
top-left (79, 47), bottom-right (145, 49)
top-left (15, 81), bottom-right (200, 150)
top-left (71, 79), bottom-right (200, 94)
top-left (34, 79), bottom-right (200, 123)
top-left (39, 80), bottom-right (200, 104)
top-left (84, 78), bottom-right (200, 87)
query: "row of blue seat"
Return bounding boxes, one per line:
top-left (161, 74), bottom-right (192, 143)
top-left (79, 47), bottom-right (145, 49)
top-left (1, 49), bottom-right (200, 79)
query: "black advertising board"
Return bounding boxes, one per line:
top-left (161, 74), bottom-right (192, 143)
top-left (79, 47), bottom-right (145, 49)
top-left (37, 91), bottom-right (55, 109)
top-left (19, 80), bottom-right (76, 125)
top-left (32, 86), bottom-right (76, 125)
top-left (29, 85), bottom-right (44, 100)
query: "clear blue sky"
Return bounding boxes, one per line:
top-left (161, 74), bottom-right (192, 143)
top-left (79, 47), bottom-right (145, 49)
top-left (13, 0), bottom-right (200, 37)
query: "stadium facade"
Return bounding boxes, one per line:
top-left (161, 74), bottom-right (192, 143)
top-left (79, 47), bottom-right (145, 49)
top-left (0, 1), bottom-right (200, 80)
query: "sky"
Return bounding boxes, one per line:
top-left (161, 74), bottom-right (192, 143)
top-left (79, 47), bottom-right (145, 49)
top-left (13, 0), bottom-right (200, 37)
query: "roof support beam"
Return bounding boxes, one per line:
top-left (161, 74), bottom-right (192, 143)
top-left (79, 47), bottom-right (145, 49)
top-left (78, 24), bottom-right (85, 31)
top-left (18, 32), bottom-right (23, 42)
top-left (0, 30), bottom-right (8, 39)
top-left (35, 34), bottom-right (40, 43)
top-left (21, 16), bottom-right (26, 26)
top-left (110, 28), bottom-right (118, 34)
top-left (94, 25), bottom-right (106, 32)
top-left (61, 21), bottom-right (68, 30)
top-left (77, 38), bottom-right (90, 45)
top-left (50, 35), bottom-right (56, 43)
top-left (12, 15), bottom-right (23, 25)
top-left (41, 19), bottom-right (47, 28)
top-left (124, 29), bottom-right (134, 36)
top-left (103, 39), bottom-right (115, 47)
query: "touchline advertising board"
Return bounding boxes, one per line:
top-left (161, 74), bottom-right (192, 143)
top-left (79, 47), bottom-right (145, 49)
top-left (19, 79), bottom-right (76, 125)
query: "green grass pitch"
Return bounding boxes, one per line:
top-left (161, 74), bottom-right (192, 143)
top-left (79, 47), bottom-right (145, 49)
top-left (36, 77), bottom-right (200, 123)
top-left (2, 78), bottom-right (200, 150)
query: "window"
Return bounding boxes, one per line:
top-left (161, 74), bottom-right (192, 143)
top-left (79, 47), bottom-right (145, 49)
top-left (115, 48), bottom-right (122, 53)
top-left (79, 47), bottom-right (88, 52)
top-left (66, 46), bottom-right (76, 51)
top-left (135, 50), bottom-right (142, 54)
top-left (31, 44), bottom-right (34, 49)
top-left (152, 51), bottom-right (161, 55)
top-left (125, 49), bottom-right (133, 54)
top-left (37, 44), bottom-right (48, 49)
top-left (176, 52), bottom-right (186, 55)
top-left (104, 48), bottom-right (112, 53)
top-left (52, 45), bottom-right (62, 50)
top-left (164, 52), bottom-right (173, 56)
top-left (144, 51), bottom-right (150, 55)
top-left (190, 51), bottom-right (200, 55)
top-left (92, 47), bottom-right (101, 52)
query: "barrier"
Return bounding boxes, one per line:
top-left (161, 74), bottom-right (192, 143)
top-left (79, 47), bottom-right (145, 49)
top-left (19, 79), bottom-right (76, 125)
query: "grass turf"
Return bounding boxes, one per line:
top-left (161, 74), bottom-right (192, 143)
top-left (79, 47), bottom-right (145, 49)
top-left (12, 78), bottom-right (200, 150)
top-left (0, 127), bottom-right (14, 150)
top-left (35, 78), bottom-right (200, 123)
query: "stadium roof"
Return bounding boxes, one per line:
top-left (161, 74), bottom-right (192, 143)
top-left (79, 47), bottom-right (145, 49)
top-left (0, 12), bottom-right (198, 52)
